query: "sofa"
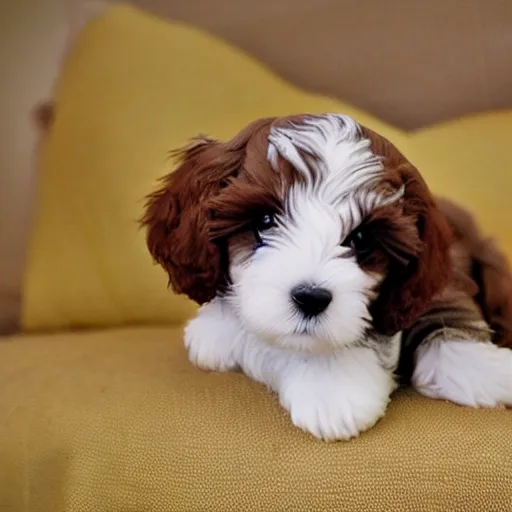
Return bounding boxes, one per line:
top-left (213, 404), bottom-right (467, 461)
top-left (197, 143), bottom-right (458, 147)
top-left (1, 5), bottom-right (511, 511)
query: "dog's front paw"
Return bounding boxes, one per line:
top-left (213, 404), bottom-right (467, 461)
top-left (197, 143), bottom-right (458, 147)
top-left (279, 375), bottom-right (390, 441)
top-left (184, 300), bottom-right (241, 372)
top-left (413, 339), bottom-right (512, 408)
top-left (278, 352), bottom-right (394, 441)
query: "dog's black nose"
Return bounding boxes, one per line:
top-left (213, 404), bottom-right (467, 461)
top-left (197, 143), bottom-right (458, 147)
top-left (291, 285), bottom-right (332, 316)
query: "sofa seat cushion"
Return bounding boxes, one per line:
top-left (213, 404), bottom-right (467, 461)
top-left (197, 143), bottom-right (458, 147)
top-left (1, 327), bottom-right (511, 511)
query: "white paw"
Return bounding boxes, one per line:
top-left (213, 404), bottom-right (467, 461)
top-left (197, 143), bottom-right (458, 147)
top-left (413, 339), bottom-right (512, 408)
top-left (184, 299), bottom-right (241, 372)
top-left (278, 350), bottom-right (394, 441)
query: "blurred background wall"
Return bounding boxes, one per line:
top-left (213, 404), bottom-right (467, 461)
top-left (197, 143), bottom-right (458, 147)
top-left (0, 0), bottom-right (68, 327)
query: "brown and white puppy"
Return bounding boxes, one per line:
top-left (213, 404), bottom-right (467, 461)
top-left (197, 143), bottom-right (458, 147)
top-left (143, 114), bottom-right (512, 441)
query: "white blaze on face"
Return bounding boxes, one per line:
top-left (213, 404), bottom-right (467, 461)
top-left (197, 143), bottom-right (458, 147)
top-left (230, 114), bottom-right (403, 353)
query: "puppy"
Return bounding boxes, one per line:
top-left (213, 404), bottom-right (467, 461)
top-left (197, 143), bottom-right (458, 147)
top-left (142, 114), bottom-right (512, 441)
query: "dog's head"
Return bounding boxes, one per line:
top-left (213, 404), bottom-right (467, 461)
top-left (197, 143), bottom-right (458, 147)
top-left (142, 114), bottom-right (452, 353)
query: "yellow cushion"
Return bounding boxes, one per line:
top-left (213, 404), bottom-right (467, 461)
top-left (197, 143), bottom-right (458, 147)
top-left (22, 5), bottom-right (399, 332)
top-left (1, 327), bottom-right (511, 511)
top-left (23, 4), bottom-right (512, 332)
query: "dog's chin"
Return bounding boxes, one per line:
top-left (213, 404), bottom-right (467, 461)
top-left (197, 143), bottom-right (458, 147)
top-left (273, 334), bottom-right (342, 355)
top-left (242, 321), bottom-right (360, 355)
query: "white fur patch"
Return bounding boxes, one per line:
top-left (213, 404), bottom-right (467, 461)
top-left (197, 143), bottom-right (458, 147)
top-left (267, 114), bottom-right (402, 231)
top-left (184, 299), bottom-right (240, 372)
top-left (277, 346), bottom-right (396, 441)
top-left (230, 227), bottom-right (378, 352)
top-left (267, 114), bottom-right (381, 198)
top-left (412, 338), bottom-right (512, 408)
top-left (184, 299), bottom-right (397, 441)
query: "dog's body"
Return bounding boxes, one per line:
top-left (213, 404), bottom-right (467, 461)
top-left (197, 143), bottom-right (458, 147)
top-left (143, 114), bottom-right (512, 441)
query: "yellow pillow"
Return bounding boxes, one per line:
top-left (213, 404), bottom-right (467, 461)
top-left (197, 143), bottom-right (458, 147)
top-left (23, 4), bottom-right (512, 332)
top-left (22, 5), bottom-right (401, 332)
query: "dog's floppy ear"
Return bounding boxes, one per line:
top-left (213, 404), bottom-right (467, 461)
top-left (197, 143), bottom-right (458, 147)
top-left (374, 164), bottom-right (453, 334)
top-left (141, 137), bottom-right (239, 304)
top-left (142, 119), bottom-right (274, 304)
top-left (362, 128), bottom-right (453, 335)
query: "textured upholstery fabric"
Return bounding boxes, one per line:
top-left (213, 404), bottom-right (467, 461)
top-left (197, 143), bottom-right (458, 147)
top-left (1, 327), bottom-right (511, 511)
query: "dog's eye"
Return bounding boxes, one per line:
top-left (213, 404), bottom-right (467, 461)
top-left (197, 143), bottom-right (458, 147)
top-left (254, 213), bottom-right (275, 232)
top-left (343, 228), bottom-right (373, 258)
